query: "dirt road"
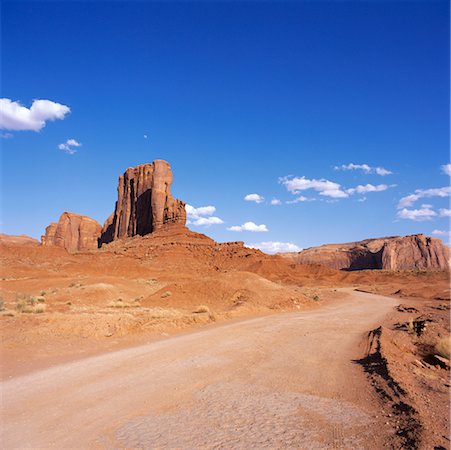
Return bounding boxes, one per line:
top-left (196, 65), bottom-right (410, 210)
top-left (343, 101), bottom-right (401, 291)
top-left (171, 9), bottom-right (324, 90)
top-left (1, 290), bottom-right (398, 449)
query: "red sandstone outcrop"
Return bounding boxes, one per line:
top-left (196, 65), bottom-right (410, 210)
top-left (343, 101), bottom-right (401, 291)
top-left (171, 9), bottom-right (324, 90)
top-left (284, 234), bottom-right (449, 271)
top-left (41, 212), bottom-right (102, 253)
top-left (382, 235), bottom-right (449, 270)
top-left (100, 160), bottom-right (186, 245)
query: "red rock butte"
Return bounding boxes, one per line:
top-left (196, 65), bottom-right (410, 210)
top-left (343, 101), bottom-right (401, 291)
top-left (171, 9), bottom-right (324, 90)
top-left (99, 160), bottom-right (186, 245)
top-left (41, 212), bottom-right (101, 253)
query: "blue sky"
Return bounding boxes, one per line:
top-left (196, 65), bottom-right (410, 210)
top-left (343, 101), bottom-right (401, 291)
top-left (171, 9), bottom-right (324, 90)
top-left (1, 0), bottom-right (450, 252)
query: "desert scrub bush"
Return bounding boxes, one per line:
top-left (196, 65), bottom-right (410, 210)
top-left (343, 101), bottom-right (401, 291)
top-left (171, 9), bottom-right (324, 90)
top-left (161, 291), bottom-right (172, 299)
top-left (312, 295), bottom-right (320, 301)
top-left (33, 304), bottom-right (46, 314)
top-left (193, 305), bottom-right (210, 314)
top-left (16, 294), bottom-right (46, 313)
top-left (0, 298), bottom-right (5, 311)
top-left (108, 298), bottom-right (130, 308)
top-left (40, 290), bottom-right (47, 296)
top-left (435, 336), bottom-right (450, 360)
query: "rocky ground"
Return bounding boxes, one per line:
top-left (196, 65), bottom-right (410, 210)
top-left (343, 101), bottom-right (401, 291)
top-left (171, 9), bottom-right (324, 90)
top-left (0, 231), bottom-right (449, 449)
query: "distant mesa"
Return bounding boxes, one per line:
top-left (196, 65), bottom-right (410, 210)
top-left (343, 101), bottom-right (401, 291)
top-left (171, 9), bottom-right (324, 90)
top-left (283, 234), bottom-right (449, 271)
top-left (0, 234), bottom-right (40, 247)
top-left (41, 212), bottom-right (102, 253)
top-left (99, 160), bottom-right (186, 245)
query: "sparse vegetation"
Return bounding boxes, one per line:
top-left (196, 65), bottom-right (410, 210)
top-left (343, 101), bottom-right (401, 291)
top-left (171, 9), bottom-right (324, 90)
top-left (40, 290), bottom-right (47, 296)
top-left (0, 297), bottom-right (5, 311)
top-left (312, 295), bottom-right (320, 301)
top-left (16, 293), bottom-right (47, 314)
top-left (108, 298), bottom-right (130, 308)
top-left (161, 291), bottom-right (172, 298)
top-left (33, 304), bottom-right (46, 314)
top-left (193, 305), bottom-right (210, 314)
top-left (435, 336), bottom-right (450, 360)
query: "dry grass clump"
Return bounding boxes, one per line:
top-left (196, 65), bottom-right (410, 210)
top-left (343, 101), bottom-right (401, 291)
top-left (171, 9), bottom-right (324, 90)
top-left (193, 305), bottom-right (210, 314)
top-left (108, 298), bottom-right (130, 308)
top-left (0, 298), bottom-right (5, 312)
top-left (16, 293), bottom-right (46, 314)
top-left (33, 304), bottom-right (46, 314)
top-left (435, 336), bottom-right (450, 360)
top-left (161, 291), bottom-right (172, 299)
top-left (302, 289), bottom-right (321, 302)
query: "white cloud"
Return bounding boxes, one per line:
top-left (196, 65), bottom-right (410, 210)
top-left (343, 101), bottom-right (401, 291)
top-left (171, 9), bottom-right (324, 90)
top-left (0, 132), bottom-right (13, 139)
top-left (397, 187), bottom-right (451, 209)
top-left (246, 241), bottom-right (301, 254)
top-left (270, 199), bottom-right (281, 205)
top-left (282, 175), bottom-right (394, 202)
top-left (244, 193), bottom-right (264, 203)
top-left (185, 204), bottom-right (223, 227)
top-left (58, 138), bottom-right (81, 155)
top-left (227, 222), bottom-right (268, 232)
top-left (432, 229), bottom-right (451, 237)
top-left (189, 216), bottom-right (224, 226)
top-left (0, 98), bottom-right (70, 131)
top-left (144, 134), bottom-right (148, 139)
top-left (334, 163), bottom-right (392, 176)
top-left (186, 205), bottom-right (216, 217)
top-left (346, 184), bottom-right (389, 195)
top-left (441, 164), bottom-right (451, 176)
top-left (285, 196), bottom-right (314, 204)
top-left (280, 176), bottom-right (348, 198)
top-left (439, 208), bottom-right (451, 217)
top-left (397, 206), bottom-right (437, 221)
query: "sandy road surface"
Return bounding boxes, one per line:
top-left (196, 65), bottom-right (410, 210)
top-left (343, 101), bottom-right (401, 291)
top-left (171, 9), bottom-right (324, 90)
top-left (1, 290), bottom-right (398, 449)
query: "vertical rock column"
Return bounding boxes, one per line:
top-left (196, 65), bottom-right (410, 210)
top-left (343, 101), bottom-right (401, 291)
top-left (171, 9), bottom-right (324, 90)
top-left (100, 159), bottom-right (186, 245)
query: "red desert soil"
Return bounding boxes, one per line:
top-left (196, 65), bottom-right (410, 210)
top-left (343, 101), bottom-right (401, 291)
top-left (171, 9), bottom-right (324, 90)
top-left (2, 290), bottom-right (399, 449)
top-left (0, 231), bottom-right (449, 449)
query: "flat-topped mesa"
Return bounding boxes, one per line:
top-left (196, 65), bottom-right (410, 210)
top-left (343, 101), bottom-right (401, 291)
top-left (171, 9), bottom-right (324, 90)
top-left (100, 160), bottom-right (186, 245)
top-left (41, 212), bottom-right (102, 253)
top-left (288, 234), bottom-right (450, 271)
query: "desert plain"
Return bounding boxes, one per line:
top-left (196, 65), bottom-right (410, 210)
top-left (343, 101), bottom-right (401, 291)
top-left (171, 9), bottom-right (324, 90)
top-left (0, 160), bottom-right (449, 449)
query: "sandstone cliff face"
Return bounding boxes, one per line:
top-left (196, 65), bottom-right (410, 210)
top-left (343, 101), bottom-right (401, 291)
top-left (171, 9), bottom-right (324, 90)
top-left (41, 212), bottom-right (102, 253)
top-left (382, 235), bottom-right (449, 270)
top-left (100, 160), bottom-right (186, 245)
top-left (289, 235), bottom-right (449, 271)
